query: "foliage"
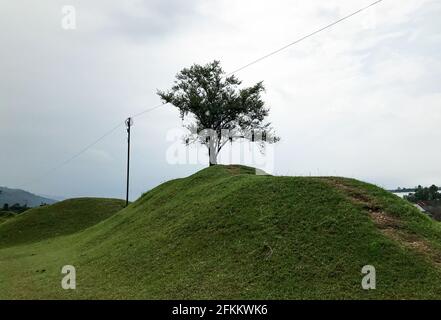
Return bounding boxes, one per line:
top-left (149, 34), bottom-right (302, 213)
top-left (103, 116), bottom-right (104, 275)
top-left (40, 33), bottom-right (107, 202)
top-left (8, 203), bottom-right (29, 214)
top-left (158, 61), bottom-right (279, 165)
top-left (405, 185), bottom-right (441, 203)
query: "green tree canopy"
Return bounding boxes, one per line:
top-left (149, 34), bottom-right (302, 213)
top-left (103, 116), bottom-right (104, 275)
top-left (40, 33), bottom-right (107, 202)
top-left (157, 60), bottom-right (279, 166)
top-left (405, 185), bottom-right (441, 203)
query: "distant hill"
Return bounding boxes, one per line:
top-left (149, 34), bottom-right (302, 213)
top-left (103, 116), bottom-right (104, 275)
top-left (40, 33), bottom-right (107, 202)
top-left (0, 186), bottom-right (57, 208)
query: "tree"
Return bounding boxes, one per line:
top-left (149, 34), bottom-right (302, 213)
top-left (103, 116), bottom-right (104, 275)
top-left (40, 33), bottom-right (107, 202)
top-left (405, 184), bottom-right (441, 203)
top-left (9, 203), bottom-right (29, 214)
top-left (429, 185), bottom-right (439, 200)
top-left (157, 60), bottom-right (279, 166)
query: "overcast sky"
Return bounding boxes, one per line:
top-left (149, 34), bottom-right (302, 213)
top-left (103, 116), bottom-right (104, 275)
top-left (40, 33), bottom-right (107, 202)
top-left (1, 0), bottom-right (440, 200)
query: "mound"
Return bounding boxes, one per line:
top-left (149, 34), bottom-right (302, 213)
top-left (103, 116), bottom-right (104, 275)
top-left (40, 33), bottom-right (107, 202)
top-left (1, 165), bottom-right (441, 299)
top-left (0, 198), bottom-right (125, 248)
top-left (0, 211), bottom-right (16, 224)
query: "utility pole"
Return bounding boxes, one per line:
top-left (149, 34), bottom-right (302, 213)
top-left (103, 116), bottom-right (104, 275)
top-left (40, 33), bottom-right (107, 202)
top-left (125, 117), bottom-right (133, 207)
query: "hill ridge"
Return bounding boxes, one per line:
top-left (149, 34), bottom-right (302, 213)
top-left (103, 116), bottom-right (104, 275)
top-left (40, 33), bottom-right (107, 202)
top-left (1, 165), bottom-right (441, 299)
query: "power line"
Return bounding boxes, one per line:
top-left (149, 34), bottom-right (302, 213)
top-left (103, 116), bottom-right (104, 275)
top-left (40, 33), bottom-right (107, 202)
top-left (20, 101), bottom-right (167, 189)
top-left (21, 0), bottom-right (383, 189)
top-left (20, 121), bottom-right (124, 188)
top-left (130, 102), bottom-right (166, 119)
top-left (226, 0), bottom-right (384, 76)
top-left (133, 0), bottom-right (384, 118)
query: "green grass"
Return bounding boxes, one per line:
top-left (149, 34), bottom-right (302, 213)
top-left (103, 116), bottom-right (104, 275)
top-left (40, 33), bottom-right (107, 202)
top-left (1, 165), bottom-right (441, 299)
top-left (0, 198), bottom-right (125, 248)
top-left (0, 211), bottom-right (16, 225)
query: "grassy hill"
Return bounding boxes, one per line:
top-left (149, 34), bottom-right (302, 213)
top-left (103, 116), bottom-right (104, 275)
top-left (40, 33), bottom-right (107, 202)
top-left (1, 165), bottom-right (441, 299)
top-left (0, 198), bottom-right (125, 248)
top-left (0, 211), bottom-right (15, 225)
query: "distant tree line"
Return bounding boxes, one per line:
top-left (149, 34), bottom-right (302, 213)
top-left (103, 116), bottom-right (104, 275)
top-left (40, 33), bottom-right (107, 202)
top-left (2, 203), bottom-right (29, 213)
top-left (1, 202), bottom-right (48, 214)
top-left (0, 190), bottom-right (49, 214)
top-left (391, 187), bottom-right (418, 193)
top-left (405, 185), bottom-right (441, 203)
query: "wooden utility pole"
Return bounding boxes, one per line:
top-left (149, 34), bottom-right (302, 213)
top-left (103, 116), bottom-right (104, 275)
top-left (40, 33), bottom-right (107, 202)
top-left (125, 117), bottom-right (133, 207)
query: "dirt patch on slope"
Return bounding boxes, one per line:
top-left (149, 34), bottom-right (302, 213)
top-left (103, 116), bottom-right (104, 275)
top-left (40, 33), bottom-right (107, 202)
top-left (226, 166), bottom-right (242, 175)
top-left (322, 178), bottom-right (441, 266)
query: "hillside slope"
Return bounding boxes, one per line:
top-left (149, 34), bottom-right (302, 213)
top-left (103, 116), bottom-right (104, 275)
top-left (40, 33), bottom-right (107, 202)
top-left (0, 198), bottom-right (125, 248)
top-left (1, 165), bottom-right (441, 299)
top-left (0, 211), bottom-right (15, 225)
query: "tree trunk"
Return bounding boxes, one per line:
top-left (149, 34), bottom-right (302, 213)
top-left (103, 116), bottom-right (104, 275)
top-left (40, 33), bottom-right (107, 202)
top-left (208, 142), bottom-right (217, 166)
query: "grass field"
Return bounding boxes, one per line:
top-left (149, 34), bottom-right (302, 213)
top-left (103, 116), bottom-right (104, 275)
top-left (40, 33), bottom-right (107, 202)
top-left (0, 198), bottom-right (125, 248)
top-left (1, 165), bottom-right (441, 299)
top-left (0, 211), bottom-right (16, 225)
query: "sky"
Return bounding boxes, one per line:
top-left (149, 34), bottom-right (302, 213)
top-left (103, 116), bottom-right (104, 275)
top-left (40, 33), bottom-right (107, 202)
top-left (1, 0), bottom-right (440, 200)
